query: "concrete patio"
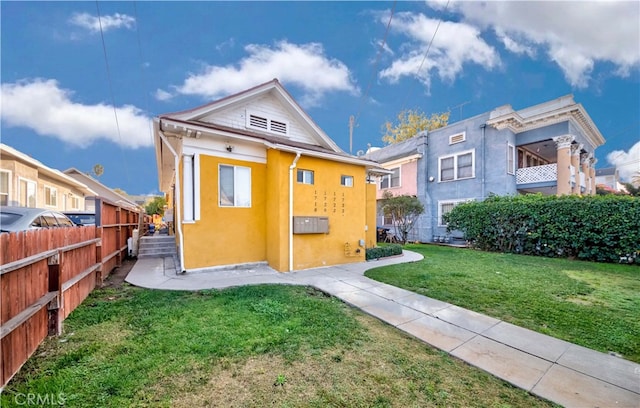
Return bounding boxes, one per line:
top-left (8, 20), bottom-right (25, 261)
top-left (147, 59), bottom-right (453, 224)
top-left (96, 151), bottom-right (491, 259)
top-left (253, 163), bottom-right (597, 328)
top-left (125, 251), bottom-right (640, 408)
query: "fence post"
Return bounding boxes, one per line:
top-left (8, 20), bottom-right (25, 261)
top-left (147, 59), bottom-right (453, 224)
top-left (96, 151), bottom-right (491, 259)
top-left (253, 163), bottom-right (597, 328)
top-left (47, 252), bottom-right (62, 336)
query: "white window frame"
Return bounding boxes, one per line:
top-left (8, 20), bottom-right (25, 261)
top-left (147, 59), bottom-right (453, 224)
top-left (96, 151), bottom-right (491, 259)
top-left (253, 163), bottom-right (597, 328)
top-left (219, 164), bottom-right (252, 208)
top-left (297, 169), bottom-right (314, 185)
top-left (245, 109), bottom-right (289, 136)
top-left (69, 194), bottom-right (80, 210)
top-left (44, 185), bottom-right (58, 207)
top-left (380, 167), bottom-right (400, 189)
top-left (438, 149), bottom-right (475, 182)
top-left (18, 177), bottom-right (37, 208)
top-left (438, 199), bottom-right (472, 226)
top-left (449, 132), bottom-right (466, 145)
top-left (341, 175), bottom-right (353, 187)
top-left (507, 143), bottom-right (515, 175)
top-left (0, 170), bottom-right (11, 206)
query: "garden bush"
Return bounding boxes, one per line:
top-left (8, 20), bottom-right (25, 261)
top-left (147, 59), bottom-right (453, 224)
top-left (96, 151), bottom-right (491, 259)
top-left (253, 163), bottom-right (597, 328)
top-left (366, 244), bottom-right (403, 260)
top-left (444, 194), bottom-right (640, 263)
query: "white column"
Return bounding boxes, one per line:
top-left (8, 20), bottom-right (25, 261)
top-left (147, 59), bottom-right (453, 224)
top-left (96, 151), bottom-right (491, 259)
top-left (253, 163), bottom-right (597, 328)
top-left (183, 154), bottom-right (194, 221)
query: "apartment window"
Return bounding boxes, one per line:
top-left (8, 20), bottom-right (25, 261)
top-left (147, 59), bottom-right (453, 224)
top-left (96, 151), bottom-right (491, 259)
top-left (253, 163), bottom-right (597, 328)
top-left (341, 175), bottom-right (353, 187)
top-left (19, 178), bottom-right (36, 208)
top-left (380, 167), bottom-right (400, 189)
top-left (219, 165), bottom-right (251, 207)
top-left (507, 144), bottom-right (515, 175)
top-left (45, 186), bottom-right (57, 207)
top-left (297, 169), bottom-right (314, 185)
top-left (0, 171), bottom-right (9, 206)
top-left (69, 195), bottom-right (80, 210)
top-left (439, 150), bottom-right (475, 182)
top-left (439, 199), bottom-right (471, 226)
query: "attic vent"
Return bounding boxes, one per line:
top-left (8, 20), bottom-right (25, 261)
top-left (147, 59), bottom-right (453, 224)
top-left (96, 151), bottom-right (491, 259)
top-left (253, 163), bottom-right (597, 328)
top-left (449, 132), bottom-right (466, 145)
top-left (271, 120), bottom-right (287, 134)
top-left (249, 114), bottom-right (268, 130)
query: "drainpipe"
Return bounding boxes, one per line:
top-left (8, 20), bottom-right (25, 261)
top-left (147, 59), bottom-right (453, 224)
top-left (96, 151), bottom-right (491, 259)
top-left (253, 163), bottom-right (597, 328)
top-left (158, 128), bottom-right (186, 273)
top-left (480, 124), bottom-right (486, 199)
top-left (288, 152), bottom-right (301, 272)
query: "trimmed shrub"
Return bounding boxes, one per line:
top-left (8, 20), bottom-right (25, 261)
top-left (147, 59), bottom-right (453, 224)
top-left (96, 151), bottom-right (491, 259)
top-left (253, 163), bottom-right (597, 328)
top-left (444, 194), bottom-right (640, 263)
top-left (366, 244), bottom-right (403, 260)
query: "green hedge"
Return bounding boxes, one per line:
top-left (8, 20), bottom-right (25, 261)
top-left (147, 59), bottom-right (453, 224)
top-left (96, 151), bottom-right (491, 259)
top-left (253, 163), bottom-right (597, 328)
top-left (366, 244), bottom-right (403, 260)
top-left (444, 194), bottom-right (640, 263)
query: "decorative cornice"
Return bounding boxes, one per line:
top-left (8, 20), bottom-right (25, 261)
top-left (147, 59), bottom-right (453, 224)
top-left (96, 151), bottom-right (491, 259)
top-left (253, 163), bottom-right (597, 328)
top-left (487, 102), bottom-right (605, 149)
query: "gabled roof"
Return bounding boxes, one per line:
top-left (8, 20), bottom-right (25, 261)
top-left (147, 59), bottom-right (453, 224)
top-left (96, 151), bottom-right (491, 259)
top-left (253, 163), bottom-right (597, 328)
top-left (0, 143), bottom-right (96, 196)
top-left (158, 79), bottom-right (342, 152)
top-left (63, 168), bottom-right (140, 210)
top-left (364, 134), bottom-right (426, 164)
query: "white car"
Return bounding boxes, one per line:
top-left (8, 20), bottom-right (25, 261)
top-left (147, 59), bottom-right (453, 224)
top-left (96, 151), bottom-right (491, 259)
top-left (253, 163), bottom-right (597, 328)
top-left (0, 206), bottom-right (76, 232)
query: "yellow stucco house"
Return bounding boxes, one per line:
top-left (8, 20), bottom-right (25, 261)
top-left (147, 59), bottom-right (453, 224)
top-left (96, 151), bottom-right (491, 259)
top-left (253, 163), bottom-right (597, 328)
top-left (153, 79), bottom-right (385, 272)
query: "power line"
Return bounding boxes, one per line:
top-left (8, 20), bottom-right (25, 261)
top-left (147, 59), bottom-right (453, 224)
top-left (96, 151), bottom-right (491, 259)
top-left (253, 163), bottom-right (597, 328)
top-left (400, 0), bottom-right (450, 110)
top-left (96, 1), bottom-right (131, 188)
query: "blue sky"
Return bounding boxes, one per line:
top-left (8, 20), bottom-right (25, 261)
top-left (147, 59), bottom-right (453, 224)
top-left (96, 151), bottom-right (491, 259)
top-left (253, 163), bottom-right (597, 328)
top-left (2, 1), bottom-right (639, 195)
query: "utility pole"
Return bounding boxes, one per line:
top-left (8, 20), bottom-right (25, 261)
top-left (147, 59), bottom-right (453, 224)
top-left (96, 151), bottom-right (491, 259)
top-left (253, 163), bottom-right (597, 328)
top-left (349, 115), bottom-right (355, 155)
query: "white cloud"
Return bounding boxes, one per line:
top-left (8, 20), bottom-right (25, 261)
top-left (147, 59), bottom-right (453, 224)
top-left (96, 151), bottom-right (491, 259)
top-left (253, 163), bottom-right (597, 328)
top-left (1, 79), bottom-right (152, 149)
top-left (495, 28), bottom-right (536, 58)
top-left (174, 41), bottom-right (358, 107)
top-left (438, 1), bottom-right (640, 88)
top-left (69, 12), bottom-right (135, 33)
top-left (154, 89), bottom-right (173, 101)
top-left (379, 12), bottom-right (500, 90)
top-left (607, 142), bottom-right (640, 182)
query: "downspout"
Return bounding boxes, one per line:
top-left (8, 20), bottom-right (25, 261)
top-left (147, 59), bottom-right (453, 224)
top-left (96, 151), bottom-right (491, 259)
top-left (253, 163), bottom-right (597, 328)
top-left (288, 152), bottom-right (301, 272)
top-left (158, 128), bottom-right (186, 273)
top-left (480, 124), bottom-right (486, 199)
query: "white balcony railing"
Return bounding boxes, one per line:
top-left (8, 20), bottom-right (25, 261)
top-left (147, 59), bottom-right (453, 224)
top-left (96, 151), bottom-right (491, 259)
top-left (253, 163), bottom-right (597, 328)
top-left (516, 163), bottom-right (557, 184)
top-left (580, 172), bottom-right (586, 188)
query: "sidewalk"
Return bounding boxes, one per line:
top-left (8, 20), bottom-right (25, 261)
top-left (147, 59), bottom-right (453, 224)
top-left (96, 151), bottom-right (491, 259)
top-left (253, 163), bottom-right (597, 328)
top-left (125, 251), bottom-right (640, 408)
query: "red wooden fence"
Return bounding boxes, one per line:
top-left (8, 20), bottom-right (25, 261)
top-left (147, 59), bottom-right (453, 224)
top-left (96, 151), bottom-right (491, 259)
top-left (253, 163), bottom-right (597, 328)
top-left (0, 199), bottom-right (143, 389)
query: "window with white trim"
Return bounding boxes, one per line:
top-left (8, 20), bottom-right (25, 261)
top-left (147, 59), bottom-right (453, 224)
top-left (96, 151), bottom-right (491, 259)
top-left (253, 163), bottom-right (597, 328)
top-left (69, 194), bottom-right (80, 210)
top-left (297, 169), bottom-right (314, 185)
top-left (246, 110), bottom-right (289, 136)
top-left (340, 175), bottom-right (353, 187)
top-left (380, 167), bottom-right (400, 189)
top-left (0, 170), bottom-right (9, 206)
top-left (507, 144), bottom-right (515, 175)
top-left (438, 199), bottom-right (471, 226)
top-left (19, 178), bottom-right (36, 208)
top-left (219, 165), bottom-right (251, 207)
top-left (439, 150), bottom-right (475, 181)
top-left (449, 132), bottom-right (466, 145)
top-left (44, 186), bottom-right (57, 207)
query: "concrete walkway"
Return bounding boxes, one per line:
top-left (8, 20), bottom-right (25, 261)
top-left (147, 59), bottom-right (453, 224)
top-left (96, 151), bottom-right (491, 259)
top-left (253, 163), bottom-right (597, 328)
top-left (125, 251), bottom-right (640, 408)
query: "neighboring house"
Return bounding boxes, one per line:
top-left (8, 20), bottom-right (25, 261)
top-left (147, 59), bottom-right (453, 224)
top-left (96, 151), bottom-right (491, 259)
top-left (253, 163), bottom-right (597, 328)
top-left (0, 143), bottom-right (95, 210)
top-left (595, 167), bottom-right (626, 193)
top-left (64, 168), bottom-right (140, 212)
top-left (153, 79), bottom-right (385, 273)
top-left (366, 94), bottom-right (606, 242)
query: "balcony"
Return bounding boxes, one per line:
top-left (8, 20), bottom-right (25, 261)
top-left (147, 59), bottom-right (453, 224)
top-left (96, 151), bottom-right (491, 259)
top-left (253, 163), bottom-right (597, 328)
top-left (516, 163), bottom-right (557, 184)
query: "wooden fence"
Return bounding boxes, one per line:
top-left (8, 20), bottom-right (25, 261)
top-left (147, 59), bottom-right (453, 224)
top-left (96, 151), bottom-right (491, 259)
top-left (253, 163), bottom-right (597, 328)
top-left (0, 199), bottom-right (144, 389)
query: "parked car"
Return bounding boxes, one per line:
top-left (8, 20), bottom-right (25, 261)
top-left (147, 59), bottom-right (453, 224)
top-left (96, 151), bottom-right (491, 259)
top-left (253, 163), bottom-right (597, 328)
top-left (63, 211), bottom-right (96, 226)
top-left (0, 206), bottom-right (76, 232)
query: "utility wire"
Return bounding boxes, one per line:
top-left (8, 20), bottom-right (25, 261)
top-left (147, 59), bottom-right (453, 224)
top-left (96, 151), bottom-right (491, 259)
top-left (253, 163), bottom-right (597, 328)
top-left (400, 0), bottom-right (450, 110)
top-left (96, 1), bottom-right (131, 187)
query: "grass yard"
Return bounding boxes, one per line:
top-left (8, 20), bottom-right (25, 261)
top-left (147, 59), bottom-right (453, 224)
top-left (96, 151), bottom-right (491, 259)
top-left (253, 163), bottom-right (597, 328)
top-left (366, 244), bottom-right (640, 363)
top-left (1, 284), bottom-right (555, 407)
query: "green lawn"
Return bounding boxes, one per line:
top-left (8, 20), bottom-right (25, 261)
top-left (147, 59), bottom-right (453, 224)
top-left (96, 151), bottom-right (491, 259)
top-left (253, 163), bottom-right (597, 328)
top-left (1, 284), bottom-right (555, 407)
top-left (366, 244), bottom-right (640, 363)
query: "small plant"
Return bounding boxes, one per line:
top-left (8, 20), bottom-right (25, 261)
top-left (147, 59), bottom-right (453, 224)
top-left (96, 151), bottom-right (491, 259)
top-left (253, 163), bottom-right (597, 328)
top-left (274, 374), bottom-right (287, 386)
